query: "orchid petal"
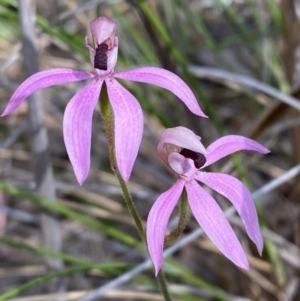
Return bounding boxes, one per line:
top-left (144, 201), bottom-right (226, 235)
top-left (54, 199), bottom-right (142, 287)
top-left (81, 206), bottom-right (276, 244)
top-left (2, 69), bottom-right (93, 116)
top-left (85, 36), bottom-right (96, 67)
top-left (158, 126), bottom-right (206, 164)
top-left (106, 78), bottom-right (143, 181)
top-left (90, 16), bottom-right (116, 47)
top-left (63, 79), bottom-right (103, 185)
top-left (168, 152), bottom-right (196, 179)
top-left (114, 67), bottom-right (207, 117)
top-left (107, 40), bottom-right (118, 73)
top-left (186, 180), bottom-right (249, 269)
top-left (203, 135), bottom-right (270, 168)
top-left (147, 180), bottom-right (185, 275)
top-left (195, 172), bottom-right (263, 254)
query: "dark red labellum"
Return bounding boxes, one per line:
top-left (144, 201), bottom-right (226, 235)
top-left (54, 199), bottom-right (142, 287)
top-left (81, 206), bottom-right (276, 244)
top-left (94, 43), bottom-right (108, 70)
top-left (179, 148), bottom-right (206, 169)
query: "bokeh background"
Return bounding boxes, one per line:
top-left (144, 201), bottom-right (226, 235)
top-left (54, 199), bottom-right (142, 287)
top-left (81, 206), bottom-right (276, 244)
top-left (1, 0), bottom-right (300, 300)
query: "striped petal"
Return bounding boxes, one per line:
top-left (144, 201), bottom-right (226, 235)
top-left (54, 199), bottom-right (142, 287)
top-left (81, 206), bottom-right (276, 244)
top-left (203, 135), bottom-right (270, 168)
top-left (63, 79), bottom-right (102, 184)
top-left (186, 180), bottom-right (249, 269)
top-left (2, 69), bottom-right (93, 116)
top-left (195, 172), bottom-right (263, 254)
top-left (147, 180), bottom-right (185, 275)
top-left (115, 67), bottom-right (207, 117)
top-left (106, 78), bottom-right (143, 181)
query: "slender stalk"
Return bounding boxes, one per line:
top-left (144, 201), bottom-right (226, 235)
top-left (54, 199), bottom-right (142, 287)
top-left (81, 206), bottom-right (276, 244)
top-left (115, 170), bottom-right (171, 301)
top-left (165, 189), bottom-right (191, 245)
top-left (157, 271), bottom-right (172, 301)
top-left (115, 168), bottom-right (172, 300)
top-left (114, 170), bottom-right (145, 241)
top-left (99, 83), bottom-right (172, 301)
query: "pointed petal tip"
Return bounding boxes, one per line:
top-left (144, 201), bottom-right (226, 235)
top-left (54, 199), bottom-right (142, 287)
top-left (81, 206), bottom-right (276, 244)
top-left (154, 269), bottom-right (160, 277)
top-left (119, 169), bottom-right (130, 182)
top-left (231, 252), bottom-right (249, 271)
top-left (154, 262), bottom-right (162, 277)
top-left (250, 233), bottom-right (263, 257)
top-left (1, 100), bottom-right (19, 116)
top-left (257, 241), bottom-right (264, 256)
top-left (187, 103), bottom-right (208, 118)
top-left (63, 79), bottom-right (102, 188)
top-left (75, 171), bottom-right (88, 186)
top-left (238, 260), bottom-right (250, 270)
top-left (146, 182), bottom-right (184, 279)
top-left (255, 229), bottom-right (264, 256)
top-left (76, 178), bottom-right (84, 186)
top-left (262, 148), bottom-right (271, 154)
top-left (115, 67), bottom-right (208, 119)
top-left (196, 110), bottom-right (208, 118)
top-left (106, 79), bottom-right (143, 183)
top-left (233, 251), bottom-right (249, 270)
top-left (1, 106), bottom-right (14, 117)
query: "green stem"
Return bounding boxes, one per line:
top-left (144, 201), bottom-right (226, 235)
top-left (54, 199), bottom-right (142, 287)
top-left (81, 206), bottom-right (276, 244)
top-left (115, 170), bottom-right (146, 241)
top-left (99, 83), bottom-right (172, 301)
top-left (115, 169), bottom-right (172, 301)
top-left (157, 271), bottom-right (172, 301)
top-left (165, 189), bottom-right (191, 245)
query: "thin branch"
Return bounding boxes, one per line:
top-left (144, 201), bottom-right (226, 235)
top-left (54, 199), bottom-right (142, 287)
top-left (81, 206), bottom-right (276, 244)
top-left (188, 66), bottom-right (300, 112)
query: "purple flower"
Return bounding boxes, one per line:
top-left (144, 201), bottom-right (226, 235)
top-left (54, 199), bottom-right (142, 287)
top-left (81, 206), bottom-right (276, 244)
top-left (147, 126), bottom-right (270, 274)
top-left (1, 17), bottom-right (206, 185)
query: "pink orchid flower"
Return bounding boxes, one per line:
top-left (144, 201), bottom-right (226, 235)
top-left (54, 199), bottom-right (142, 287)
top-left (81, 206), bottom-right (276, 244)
top-left (147, 126), bottom-right (270, 275)
top-left (1, 17), bottom-right (206, 185)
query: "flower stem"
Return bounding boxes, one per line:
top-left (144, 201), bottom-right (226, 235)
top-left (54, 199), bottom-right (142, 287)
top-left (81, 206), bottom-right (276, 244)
top-left (115, 169), bottom-right (172, 301)
top-left (114, 170), bottom-right (145, 241)
top-left (157, 271), bottom-right (172, 301)
top-left (99, 82), bottom-right (172, 301)
top-left (165, 188), bottom-right (191, 245)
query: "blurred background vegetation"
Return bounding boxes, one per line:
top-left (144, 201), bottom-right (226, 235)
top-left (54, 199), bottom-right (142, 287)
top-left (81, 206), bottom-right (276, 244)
top-left (0, 0), bottom-right (300, 300)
